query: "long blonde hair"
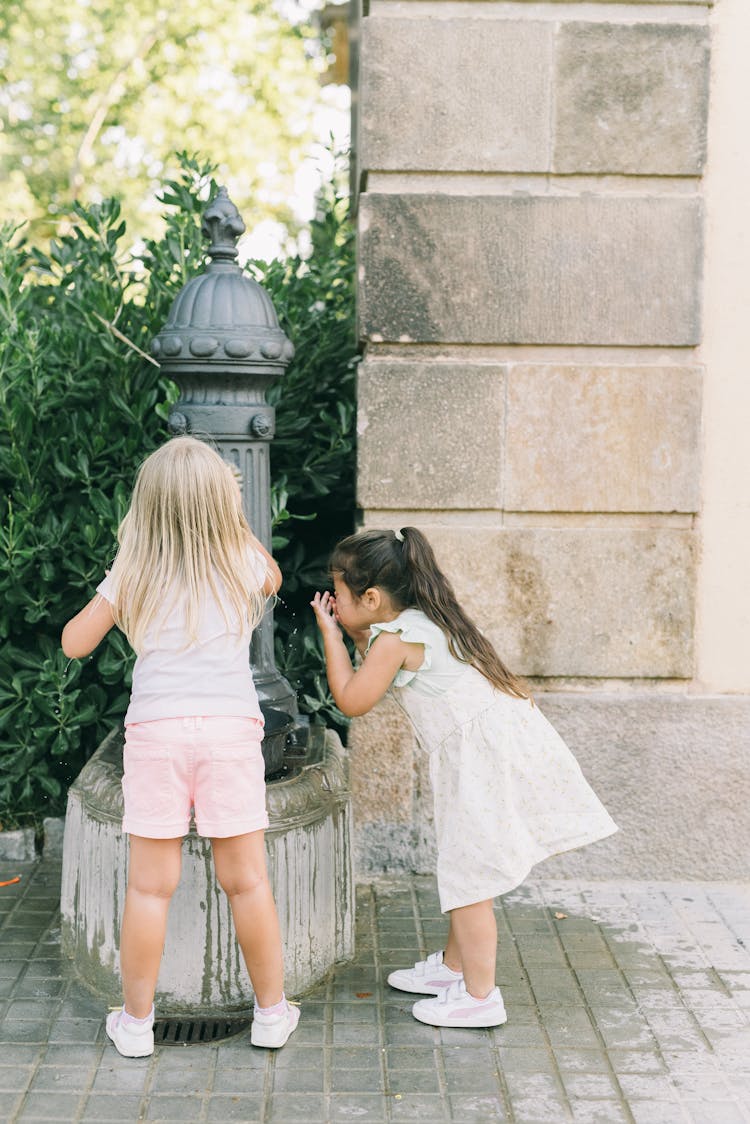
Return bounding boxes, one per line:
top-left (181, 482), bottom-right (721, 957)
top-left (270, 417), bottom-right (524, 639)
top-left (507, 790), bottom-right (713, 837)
top-left (107, 437), bottom-right (269, 653)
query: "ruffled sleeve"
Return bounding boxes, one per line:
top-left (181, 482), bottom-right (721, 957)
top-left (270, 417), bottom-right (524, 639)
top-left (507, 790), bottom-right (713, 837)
top-left (365, 614), bottom-right (433, 687)
top-left (247, 546), bottom-right (268, 590)
top-left (96, 571), bottom-right (116, 605)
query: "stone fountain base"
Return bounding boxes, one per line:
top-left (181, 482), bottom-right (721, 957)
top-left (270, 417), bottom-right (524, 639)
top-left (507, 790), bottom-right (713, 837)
top-left (60, 727), bottom-right (353, 1011)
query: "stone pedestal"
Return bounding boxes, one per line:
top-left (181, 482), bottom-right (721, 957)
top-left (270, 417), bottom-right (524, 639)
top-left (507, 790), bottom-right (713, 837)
top-left (60, 728), bottom-right (353, 1011)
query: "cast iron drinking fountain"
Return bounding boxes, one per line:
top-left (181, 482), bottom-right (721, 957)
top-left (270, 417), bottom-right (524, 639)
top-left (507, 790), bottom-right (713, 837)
top-left (60, 189), bottom-right (354, 1011)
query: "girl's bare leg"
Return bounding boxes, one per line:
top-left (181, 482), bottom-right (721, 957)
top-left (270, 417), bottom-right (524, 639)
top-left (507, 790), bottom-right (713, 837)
top-left (444, 899), bottom-right (497, 998)
top-left (211, 830), bottom-right (284, 1008)
top-left (120, 836), bottom-right (183, 1018)
top-left (443, 919), bottom-right (463, 974)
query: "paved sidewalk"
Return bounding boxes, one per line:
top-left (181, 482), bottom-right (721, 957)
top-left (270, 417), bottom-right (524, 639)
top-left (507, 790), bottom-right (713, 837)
top-left (0, 861), bottom-right (749, 1123)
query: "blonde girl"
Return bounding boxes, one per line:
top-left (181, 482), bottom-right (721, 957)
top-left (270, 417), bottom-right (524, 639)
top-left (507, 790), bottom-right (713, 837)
top-left (62, 437), bottom-right (299, 1055)
top-left (311, 526), bottom-right (617, 1030)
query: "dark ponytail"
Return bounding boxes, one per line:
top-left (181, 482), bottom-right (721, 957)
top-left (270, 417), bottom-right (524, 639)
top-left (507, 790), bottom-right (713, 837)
top-left (330, 526), bottom-right (530, 700)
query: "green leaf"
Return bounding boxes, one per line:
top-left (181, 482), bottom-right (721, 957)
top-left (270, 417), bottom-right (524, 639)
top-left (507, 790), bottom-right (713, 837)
top-left (0, 152), bottom-right (356, 820)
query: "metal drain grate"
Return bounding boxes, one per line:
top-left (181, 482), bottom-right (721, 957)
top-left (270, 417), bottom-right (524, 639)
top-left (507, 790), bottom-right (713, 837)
top-left (153, 1017), bottom-right (251, 1046)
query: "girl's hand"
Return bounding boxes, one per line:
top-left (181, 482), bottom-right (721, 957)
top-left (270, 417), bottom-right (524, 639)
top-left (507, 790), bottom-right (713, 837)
top-left (310, 591), bottom-right (342, 637)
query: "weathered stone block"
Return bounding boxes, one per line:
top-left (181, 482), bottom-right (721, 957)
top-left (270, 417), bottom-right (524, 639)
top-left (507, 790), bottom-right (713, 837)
top-left (504, 365), bottom-right (702, 512)
top-left (0, 828), bottom-right (35, 861)
top-left (348, 695), bottom-right (416, 824)
top-left (42, 817), bottom-right (65, 859)
top-left (355, 819), bottom-right (437, 879)
top-left (359, 194), bottom-right (702, 345)
top-left (533, 694), bottom-right (750, 881)
top-left (357, 360), bottom-right (504, 509)
top-left (422, 526), bottom-right (695, 677)
top-left (361, 18), bottom-right (553, 171)
top-left (554, 23), bottom-right (710, 175)
top-left (351, 703), bottom-right (437, 877)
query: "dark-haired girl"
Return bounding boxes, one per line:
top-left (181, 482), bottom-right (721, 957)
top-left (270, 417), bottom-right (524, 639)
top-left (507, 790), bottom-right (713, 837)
top-left (311, 526), bottom-right (617, 1030)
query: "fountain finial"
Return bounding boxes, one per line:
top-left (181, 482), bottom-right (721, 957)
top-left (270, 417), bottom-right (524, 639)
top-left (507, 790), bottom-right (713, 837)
top-left (201, 186), bottom-right (246, 265)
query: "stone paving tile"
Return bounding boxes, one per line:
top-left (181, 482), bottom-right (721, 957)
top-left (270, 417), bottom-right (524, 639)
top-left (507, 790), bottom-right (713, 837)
top-left (209, 1064), bottom-right (265, 1094)
top-left (568, 1103), bottom-right (631, 1124)
top-left (0, 1019), bottom-right (52, 1044)
top-left (384, 1045), bottom-right (437, 1071)
top-left (23, 961), bottom-right (64, 980)
top-left (0, 1093), bottom-right (24, 1121)
top-left (79, 1094), bottom-right (145, 1121)
top-left (16, 1092), bottom-right (85, 1121)
top-left (388, 1093), bottom-right (447, 1120)
top-left (28, 1064), bottom-right (94, 1092)
top-left (451, 1093), bottom-right (509, 1119)
top-left (96, 1059), bottom-right (161, 1096)
top-left (272, 1043), bottom-right (326, 1069)
top-left (266, 1092), bottom-right (327, 1120)
top-left (205, 1094), bottom-right (264, 1121)
top-left (0, 1067), bottom-right (34, 1094)
top-left (47, 1017), bottom-right (103, 1044)
top-left (387, 1069), bottom-right (441, 1096)
top-left (332, 1002), bottom-right (379, 1024)
top-left (143, 1093), bottom-right (205, 1121)
top-left (607, 1048), bottom-right (667, 1074)
top-left (444, 1068), bottom-right (503, 1095)
top-left (42, 1043), bottom-right (103, 1066)
top-left (272, 1065), bottom-right (326, 1093)
top-left (497, 1046), bottom-right (560, 1075)
top-left (552, 1047), bottom-right (612, 1074)
top-left (330, 1065), bottom-right (384, 1093)
top-left (685, 1106), bottom-right (747, 1124)
top-left (628, 1104), bottom-right (690, 1124)
top-left (506, 1093), bottom-right (570, 1121)
top-left (559, 1070), bottom-right (621, 1100)
top-left (2, 864), bottom-right (750, 1123)
top-left (330, 1095), bottom-right (395, 1122)
top-left (332, 1044), bottom-right (383, 1068)
top-left (11, 978), bottom-right (66, 1000)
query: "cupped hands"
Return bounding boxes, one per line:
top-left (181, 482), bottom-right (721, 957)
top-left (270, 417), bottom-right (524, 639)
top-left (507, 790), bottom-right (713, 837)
top-left (310, 591), bottom-right (341, 636)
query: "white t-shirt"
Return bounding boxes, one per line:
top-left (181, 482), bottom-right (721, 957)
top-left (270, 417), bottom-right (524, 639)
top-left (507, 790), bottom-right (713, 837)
top-left (96, 551), bottom-right (266, 725)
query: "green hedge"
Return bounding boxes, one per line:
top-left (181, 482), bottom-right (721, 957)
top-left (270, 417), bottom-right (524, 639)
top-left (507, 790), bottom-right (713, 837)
top-left (0, 155), bottom-right (356, 828)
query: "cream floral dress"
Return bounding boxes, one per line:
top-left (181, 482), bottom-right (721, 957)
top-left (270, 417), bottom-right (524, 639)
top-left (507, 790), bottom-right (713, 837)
top-left (367, 609), bottom-right (618, 912)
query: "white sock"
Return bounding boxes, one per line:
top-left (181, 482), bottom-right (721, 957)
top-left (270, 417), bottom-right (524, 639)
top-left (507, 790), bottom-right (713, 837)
top-left (466, 989), bottom-right (495, 1002)
top-left (441, 951), bottom-right (463, 976)
top-left (120, 1005), bottom-right (154, 1027)
top-left (255, 993), bottom-right (287, 1016)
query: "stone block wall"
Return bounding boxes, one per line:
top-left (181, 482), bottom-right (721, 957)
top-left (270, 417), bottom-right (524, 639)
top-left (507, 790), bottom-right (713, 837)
top-left (353, 0), bottom-right (750, 880)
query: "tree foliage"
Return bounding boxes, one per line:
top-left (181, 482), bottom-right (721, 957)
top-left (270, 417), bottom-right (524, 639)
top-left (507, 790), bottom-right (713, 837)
top-left (0, 0), bottom-right (325, 245)
top-left (0, 155), bottom-right (356, 828)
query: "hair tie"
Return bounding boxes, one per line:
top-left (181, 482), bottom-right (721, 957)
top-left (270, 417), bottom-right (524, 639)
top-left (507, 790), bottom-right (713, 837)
top-left (394, 529), bottom-right (404, 542)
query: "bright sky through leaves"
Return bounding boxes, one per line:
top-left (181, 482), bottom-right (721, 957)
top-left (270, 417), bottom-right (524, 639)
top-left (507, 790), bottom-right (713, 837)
top-left (0, 0), bottom-right (350, 253)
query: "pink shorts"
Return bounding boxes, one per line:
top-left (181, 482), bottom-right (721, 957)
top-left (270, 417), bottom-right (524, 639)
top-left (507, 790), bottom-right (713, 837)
top-left (122, 716), bottom-right (269, 839)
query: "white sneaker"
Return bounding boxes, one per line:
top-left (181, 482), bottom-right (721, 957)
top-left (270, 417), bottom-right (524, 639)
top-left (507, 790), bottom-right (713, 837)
top-left (251, 1000), bottom-right (300, 1048)
top-left (387, 950), bottom-right (464, 996)
top-left (412, 980), bottom-right (507, 1028)
top-left (105, 1006), bottom-right (154, 1057)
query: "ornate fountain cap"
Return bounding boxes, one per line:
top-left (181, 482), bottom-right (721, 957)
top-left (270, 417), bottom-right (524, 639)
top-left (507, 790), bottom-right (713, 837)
top-left (150, 187), bottom-right (294, 376)
top-left (202, 187), bottom-right (246, 264)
